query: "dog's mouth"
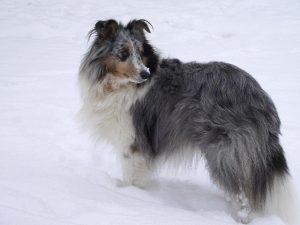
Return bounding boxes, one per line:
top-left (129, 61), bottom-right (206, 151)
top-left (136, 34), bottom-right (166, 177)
top-left (129, 75), bottom-right (148, 84)
top-left (128, 77), bottom-right (148, 84)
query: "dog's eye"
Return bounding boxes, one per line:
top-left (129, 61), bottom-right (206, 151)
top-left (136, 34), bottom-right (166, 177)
top-left (119, 50), bottom-right (130, 61)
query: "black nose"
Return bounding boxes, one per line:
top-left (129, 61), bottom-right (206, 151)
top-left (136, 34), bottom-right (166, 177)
top-left (140, 70), bottom-right (151, 79)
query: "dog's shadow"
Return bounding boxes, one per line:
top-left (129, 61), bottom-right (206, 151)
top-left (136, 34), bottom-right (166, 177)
top-left (143, 178), bottom-right (229, 213)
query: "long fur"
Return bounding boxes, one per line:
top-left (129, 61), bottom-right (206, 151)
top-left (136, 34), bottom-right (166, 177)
top-left (131, 58), bottom-right (288, 206)
top-left (78, 19), bottom-right (296, 223)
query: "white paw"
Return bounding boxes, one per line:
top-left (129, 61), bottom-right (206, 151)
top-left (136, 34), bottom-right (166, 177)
top-left (237, 217), bottom-right (251, 224)
top-left (115, 178), bottom-right (149, 189)
top-left (237, 207), bottom-right (251, 224)
top-left (229, 192), bottom-right (253, 224)
top-left (132, 179), bottom-right (149, 189)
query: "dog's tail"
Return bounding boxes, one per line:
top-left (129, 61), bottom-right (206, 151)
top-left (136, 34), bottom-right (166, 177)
top-left (226, 128), bottom-right (299, 224)
top-left (264, 175), bottom-right (299, 224)
top-left (260, 133), bottom-right (299, 224)
top-left (250, 133), bottom-right (299, 224)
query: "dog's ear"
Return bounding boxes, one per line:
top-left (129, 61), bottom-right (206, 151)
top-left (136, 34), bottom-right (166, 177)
top-left (94, 19), bottom-right (118, 40)
top-left (126, 19), bottom-right (153, 34)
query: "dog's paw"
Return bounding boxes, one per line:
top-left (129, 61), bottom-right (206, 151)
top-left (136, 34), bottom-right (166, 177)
top-left (132, 179), bottom-right (150, 189)
top-left (115, 178), bottom-right (149, 189)
top-left (115, 178), bottom-right (132, 187)
top-left (237, 208), bottom-right (252, 224)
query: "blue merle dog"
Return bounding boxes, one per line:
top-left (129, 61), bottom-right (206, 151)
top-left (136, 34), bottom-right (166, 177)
top-left (78, 19), bottom-right (297, 224)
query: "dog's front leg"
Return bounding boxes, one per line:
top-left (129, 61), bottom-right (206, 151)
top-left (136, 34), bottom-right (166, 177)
top-left (118, 144), bottom-right (151, 188)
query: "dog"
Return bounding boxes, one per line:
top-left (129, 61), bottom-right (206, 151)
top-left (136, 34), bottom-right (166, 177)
top-left (78, 19), bottom-right (297, 224)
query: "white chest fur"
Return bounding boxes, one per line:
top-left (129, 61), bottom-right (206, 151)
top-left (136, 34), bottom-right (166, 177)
top-left (78, 78), bottom-right (149, 151)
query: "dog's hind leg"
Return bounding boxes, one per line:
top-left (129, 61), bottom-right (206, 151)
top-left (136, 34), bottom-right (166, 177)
top-left (230, 191), bottom-right (254, 224)
top-left (118, 143), bottom-right (151, 188)
top-left (203, 135), bottom-right (256, 224)
top-left (203, 126), bottom-right (290, 223)
top-left (205, 158), bottom-right (253, 223)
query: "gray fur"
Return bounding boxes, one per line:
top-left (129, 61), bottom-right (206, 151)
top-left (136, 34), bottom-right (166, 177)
top-left (131, 58), bottom-right (289, 210)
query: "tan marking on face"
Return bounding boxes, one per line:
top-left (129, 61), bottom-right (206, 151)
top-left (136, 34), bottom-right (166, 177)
top-left (102, 56), bottom-right (117, 74)
top-left (114, 61), bottom-right (138, 77)
top-left (102, 55), bottom-right (138, 78)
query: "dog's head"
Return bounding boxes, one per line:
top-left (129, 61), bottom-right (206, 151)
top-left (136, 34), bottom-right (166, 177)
top-left (82, 19), bottom-right (159, 90)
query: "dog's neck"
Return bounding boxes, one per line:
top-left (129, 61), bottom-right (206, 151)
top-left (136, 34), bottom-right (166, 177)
top-left (80, 74), bottom-right (150, 112)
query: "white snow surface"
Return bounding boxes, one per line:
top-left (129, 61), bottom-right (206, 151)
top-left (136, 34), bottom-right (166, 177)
top-left (0, 0), bottom-right (300, 224)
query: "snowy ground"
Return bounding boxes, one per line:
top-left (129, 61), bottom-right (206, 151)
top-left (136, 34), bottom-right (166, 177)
top-left (0, 0), bottom-right (300, 224)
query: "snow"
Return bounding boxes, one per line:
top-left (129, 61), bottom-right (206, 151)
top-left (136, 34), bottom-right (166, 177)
top-left (0, 0), bottom-right (299, 224)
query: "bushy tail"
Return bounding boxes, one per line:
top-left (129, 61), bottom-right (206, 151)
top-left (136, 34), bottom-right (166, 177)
top-left (265, 175), bottom-right (299, 224)
top-left (233, 129), bottom-right (298, 224)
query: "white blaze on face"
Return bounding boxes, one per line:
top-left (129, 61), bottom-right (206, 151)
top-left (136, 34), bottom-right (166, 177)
top-left (128, 40), bottom-right (149, 83)
top-left (128, 39), bottom-right (144, 71)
